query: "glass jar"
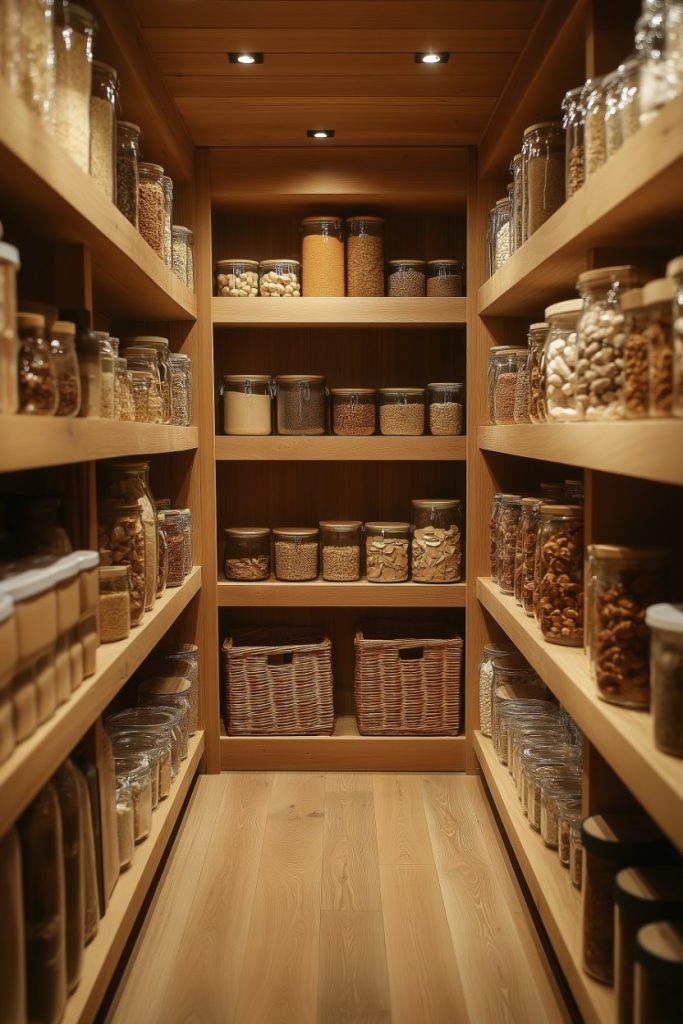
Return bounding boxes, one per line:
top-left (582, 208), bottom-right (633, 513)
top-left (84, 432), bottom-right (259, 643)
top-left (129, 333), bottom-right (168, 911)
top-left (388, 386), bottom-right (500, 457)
top-left (490, 493), bottom-right (512, 582)
top-left (169, 353), bottom-right (191, 426)
top-left (646, 603), bottom-right (683, 757)
top-left (115, 357), bottom-right (134, 421)
top-left (53, 759), bottom-right (85, 994)
top-left (273, 527), bottom-right (319, 581)
top-left (570, 817), bottom-right (583, 888)
top-left (114, 755), bottom-right (152, 843)
top-left (558, 800), bottom-right (582, 865)
top-left (520, 744), bottom-right (573, 818)
top-left (516, 498), bottom-right (542, 611)
top-left (427, 259), bottom-right (464, 297)
top-left (61, 309), bottom-right (100, 418)
top-left (562, 85), bottom-right (585, 197)
top-left (621, 288), bottom-right (649, 418)
top-left (98, 564), bottom-right (131, 643)
top-left (16, 0), bottom-right (55, 124)
top-left (537, 504), bottom-right (584, 646)
top-left (156, 644), bottom-right (199, 736)
top-left (492, 347), bottom-right (526, 424)
top-left (108, 706), bottom-right (181, 778)
top-left (583, 77), bottom-right (606, 178)
top-left (49, 319), bottom-right (81, 417)
top-left (156, 510), bottom-right (168, 597)
top-left (493, 197), bottom-right (512, 270)
top-left (123, 346), bottom-right (163, 423)
top-left (97, 501), bottom-right (145, 627)
top-left (643, 276), bottom-right (675, 417)
top-left (528, 761), bottom-right (581, 832)
top-left (90, 59), bottom-right (117, 200)
top-left (301, 216), bottom-right (344, 296)
top-left (164, 509), bottom-right (185, 588)
top-left (224, 526), bottom-right (271, 581)
top-left (17, 312), bottom-right (57, 415)
top-left (171, 225), bottom-right (192, 286)
top-left (494, 695), bottom-right (550, 766)
top-left (116, 121), bottom-right (141, 227)
top-left (346, 216), bottom-right (384, 296)
top-left (495, 495), bottom-right (522, 595)
top-left (543, 298), bottom-right (582, 421)
top-left (666, 1), bottom-right (683, 100)
top-left (411, 498), bottom-right (463, 584)
top-left (510, 152), bottom-right (523, 251)
top-left (0, 826), bottom-right (26, 1024)
top-left (215, 258), bottom-right (259, 297)
top-left (179, 509), bottom-right (192, 578)
top-left (540, 776), bottom-right (582, 849)
top-left (96, 334), bottom-right (115, 419)
top-left (387, 259), bottom-right (426, 297)
top-left (486, 346), bottom-right (514, 422)
top-left (115, 782), bottom-right (134, 870)
top-left (619, 56), bottom-right (641, 142)
top-left (73, 766), bottom-right (98, 943)
top-left (575, 265), bottom-right (647, 421)
top-left (0, 239), bottom-right (20, 415)
top-left (160, 174), bottom-right (173, 267)
top-left (634, 921), bottom-right (683, 1023)
top-left (222, 374), bottom-right (272, 435)
top-left (667, 254), bottom-right (683, 416)
top-left (427, 382), bottom-right (464, 435)
top-left (378, 387), bottom-right (425, 435)
top-left (604, 67), bottom-right (624, 159)
top-left (129, 336), bottom-right (172, 423)
top-left (117, 726), bottom-right (173, 799)
top-left (186, 229), bottom-right (195, 290)
top-left (513, 343), bottom-right (531, 423)
top-left (130, 371), bottom-right (150, 422)
top-left (51, 555), bottom-right (80, 704)
top-left (486, 207), bottom-right (496, 278)
top-left (53, 1), bottom-right (95, 172)
top-left (582, 812), bottom-right (671, 984)
top-left (527, 323), bottom-right (549, 423)
top-left (138, 677), bottom-right (193, 742)
top-left (477, 642), bottom-right (517, 737)
top-left (637, 8), bottom-right (669, 126)
top-left (507, 181), bottom-right (516, 256)
top-left (365, 521), bottom-right (410, 583)
top-left (138, 162), bottom-right (165, 259)
top-left (588, 545), bottom-right (669, 708)
top-left (275, 375), bottom-right (326, 435)
top-left (104, 460), bottom-right (158, 613)
top-left (320, 520), bottom-right (362, 582)
top-left (331, 388), bottom-right (376, 436)
top-left (111, 730), bottom-right (160, 808)
top-left (522, 121), bottom-right (565, 240)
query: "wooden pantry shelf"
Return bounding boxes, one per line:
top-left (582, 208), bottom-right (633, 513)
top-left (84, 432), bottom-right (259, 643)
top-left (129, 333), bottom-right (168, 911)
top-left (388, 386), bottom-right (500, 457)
top-left (473, 732), bottom-right (613, 1024)
top-left (478, 94), bottom-right (683, 317)
top-left (0, 419), bottom-right (199, 473)
top-left (0, 80), bottom-right (196, 321)
top-left (0, 567), bottom-right (202, 834)
top-left (477, 577), bottom-right (683, 852)
top-left (62, 731), bottom-right (204, 1024)
top-left (212, 295), bottom-right (467, 327)
top-left (217, 578), bottom-right (467, 607)
top-left (215, 435), bottom-right (467, 461)
top-left (221, 714), bottom-right (465, 771)
top-left (478, 422), bottom-right (683, 486)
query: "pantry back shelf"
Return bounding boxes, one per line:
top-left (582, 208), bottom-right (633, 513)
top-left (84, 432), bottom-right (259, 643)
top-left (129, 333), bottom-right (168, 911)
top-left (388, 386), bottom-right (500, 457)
top-left (212, 296), bottom-right (467, 327)
top-left (215, 436), bottom-right (467, 461)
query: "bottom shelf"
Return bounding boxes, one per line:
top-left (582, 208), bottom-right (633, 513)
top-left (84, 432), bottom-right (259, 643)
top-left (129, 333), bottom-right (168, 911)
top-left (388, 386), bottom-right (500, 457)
top-left (220, 714), bottom-right (465, 771)
top-left (63, 732), bottom-right (205, 1024)
top-left (473, 732), bottom-right (613, 1024)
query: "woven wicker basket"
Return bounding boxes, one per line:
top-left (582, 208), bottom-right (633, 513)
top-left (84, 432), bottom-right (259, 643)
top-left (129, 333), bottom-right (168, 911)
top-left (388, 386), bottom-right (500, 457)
top-left (354, 623), bottom-right (463, 736)
top-left (222, 629), bottom-right (334, 736)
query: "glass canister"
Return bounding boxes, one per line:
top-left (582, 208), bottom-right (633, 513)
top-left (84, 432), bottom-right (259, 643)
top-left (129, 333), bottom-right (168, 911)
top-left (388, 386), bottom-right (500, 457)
top-left (646, 603), bottom-right (683, 757)
top-left (137, 676), bottom-right (192, 736)
top-left (513, 342), bottom-right (531, 423)
top-left (527, 322), bottom-right (549, 423)
top-left (411, 499), bottom-right (463, 584)
top-left (53, 1), bottom-right (96, 172)
top-left (258, 258), bottom-right (301, 297)
top-left (123, 346), bottom-right (163, 423)
top-left (643, 276), bottom-right (675, 417)
top-left (164, 509), bottom-right (185, 588)
top-left (138, 162), bottom-right (165, 259)
top-left (156, 510), bottom-right (168, 597)
top-left (528, 760), bottom-right (581, 832)
top-left (156, 644), bottom-right (199, 736)
top-left (603, 67), bottom-right (624, 159)
top-left (583, 77), bottom-right (606, 178)
top-left (273, 527), bottom-right (319, 581)
top-left (0, 826), bottom-right (26, 1024)
top-left (222, 374), bottom-right (272, 435)
top-left (52, 759), bottom-right (85, 995)
top-left (486, 346), bottom-right (514, 422)
top-left (477, 642), bottom-right (517, 737)
top-left (49, 319), bottom-right (81, 417)
top-left (537, 504), bottom-right (584, 646)
top-left (486, 207), bottom-right (496, 278)
top-left (619, 56), bottom-right (641, 141)
top-left (215, 258), bottom-right (259, 297)
top-left (179, 508), bottom-right (192, 577)
top-left (346, 216), bottom-right (384, 296)
top-left (161, 174), bottom-right (173, 267)
top-left (521, 121), bottom-right (565, 240)
top-left (97, 334), bottom-right (115, 419)
top-left (115, 357), bottom-right (134, 421)
top-left (275, 375), bottom-right (326, 435)
top-left (61, 309), bottom-right (100, 418)
top-left (114, 754), bottom-right (152, 843)
top-left (387, 259), bottom-right (426, 297)
top-left (331, 388), bottom-right (376, 436)
top-left (301, 216), bottom-right (345, 296)
top-left (507, 181), bottom-right (515, 256)
top-left (0, 593), bottom-right (17, 764)
top-left (510, 153), bottom-right (523, 251)
top-left (107, 706), bottom-right (181, 777)
top-left (570, 817), bottom-right (583, 888)
top-left (494, 693), bottom-right (550, 766)
top-left (427, 259), bottom-right (464, 297)
top-left (129, 336), bottom-right (172, 423)
top-left (496, 495), bottom-right (522, 596)
top-left (562, 85), bottom-right (585, 197)
top-left (558, 799), bottom-right (582, 866)
top-left (540, 775), bottom-right (582, 849)
top-left (17, 312), bottom-right (57, 415)
top-left (97, 501), bottom-right (145, 627)
top-left (365, 521), bottom-right (410, 583)
top-left (516, 497), bottom-right (542, 612)
top-left (104, 460), bottom-right (158, 614)
top-left (621, 287), bottom-right (649, 418)
top-left (637, 7), bottom-right (669, 126)
top-left (130, 371), bottom-right (150, 422)
top-left (90, 59), bottom-right (117, 200)
top-left (112, 730), bottom-right (163, 807)
top-left (520, 744), bottom-right (572, 818)
top-left (116, 121), bottom-right (141, 227)
top-left (171, 225), bottom-right (191, 286)
top-left (543, 298), bottom-right (582, 421)
top-left (0, 239), bottom-right (19, 415)
top-left (378, 387), bottom-right (425, 435)
top-left (169, 353), bottom-right (191, 426)
top-left (667, 254), bottom-right (683, 416)
top-left (115, 782), bottom-right (134, 870)
top-left (16, 0), bottom-right (55, 124)
top-left (319, 520), bottom-right (362, 582)
top-left (428, 383), bottom-right (464, 435)
top-left (493, 197), bottom-right (512, 271)
top-left (492, 347), bottom-right (527, 424)
top-left (98, 564), bottom-right (130, 643)
top-left (634, 922), bottom-right (683, 1024)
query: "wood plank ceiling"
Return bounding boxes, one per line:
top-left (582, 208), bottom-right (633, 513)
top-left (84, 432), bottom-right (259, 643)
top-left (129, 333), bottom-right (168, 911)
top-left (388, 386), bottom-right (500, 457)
top-left (131, 0), bottom-right (544, 148)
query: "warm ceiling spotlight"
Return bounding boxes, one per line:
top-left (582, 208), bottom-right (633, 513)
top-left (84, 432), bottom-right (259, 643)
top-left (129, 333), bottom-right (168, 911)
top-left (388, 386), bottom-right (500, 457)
top-left (228, 52), bottom-right (263, 64)
top-left (307, 129), bottom-right (335, 139)
top-left (415, 52), bottom-right (450, 64)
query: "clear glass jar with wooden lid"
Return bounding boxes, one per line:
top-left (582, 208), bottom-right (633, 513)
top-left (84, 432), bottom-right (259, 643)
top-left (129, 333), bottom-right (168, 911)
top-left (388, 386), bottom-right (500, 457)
top-left (224, 527), bottom-right (271, 581)
top-left (493, 197), bottom-right (512, 271)
top-left (90, 59), bottom-right (118, 200)
top-left (603, 67), bottom-right (624, 159)
top-left (521, 121), bottom-right (564, 239)
top-left (49, 320), bottom-right (81, 417)
top-left (15, 0), bottom-right (56, 125)
top-left (411, 498), bottom-right (463, 584)
top-left (123, 346), bottom-right (163, 423)
top-left (169, 352), bottom-right (191, 426)
top-left (562, 85), bottom-right (585, 197)
top-left (115, 782), bottom-right (134, 869)
top-left (259, 258), bottom-right (301, 297)
top-left (378, 387), bottom-right (425, 435)
top-left (543, 298), bottom-right (582, 421)
top-left (319, 521), bottom-right (362, 582)
top-left (0, 593), bottom-right (17, 763)
top-left (387, 259), bottom-right (426, 297)
top-left (510, 153), bottom-right (523, 250)
top-left (97, 500), bottom-right (146, 627)
top-left (111, 728), bottom-right (166, 806)
top-left (53, 1), bottom-right (96, 173)
top-left (17, 312), bottom-right (58, 415)
top-left (428, 383), bottom-right (464, 435)
top-left (537, 504), bottom-right (584, 646)
top-left (139, 673), bottom-right (197, 734)
top-left (491, 347), bottom-right (526, 424)
top-left (427, 259), bottom-right (464, 297)
top-left (107, 706), bottom-right (181, 777)
top-left (365, 522), bottom-right (410, 583)
top-left (128, 336), bottom-right (172, 423)
top-left (618, 55), bottom-right (640, 141)
top-left (137, 162), bottom-right (165, 258)
top-left (331, 388), bottom-right (376, 435)
top-left (301, 216), bottom-right (345, 296)
top-left (583, 77), bottom-right (606, 178)
top-left (215, 258), bottom-right (259, 297)
top-left (275, 374), bottom-right (326, 435)
top-left (114, 356), bottom-right (133, 421)
top-left (486, 346), bottom-right (514, 422)
top-left (345, 216), bottom-right (384, 296)
top-left (114, 753), bottom-right (153, 843)
top-left (273, 527), bottom-right (319, 581)
top-left (171, 226), bottom-right (192, 287)
top-left (634, 921), bottom-right (683, 1023)
top-left (222, 374), bottom-right (273, 435)
top-left (95, 333), bottom-right (115, 419)
top-left (517, 497), bottom-right (543, 615)
top-left (621, 287), bottom-right (649, 419)
top-left (477, 642), bottom-right (517, 738)
top-left (160, 174), bottom-right (173, 266)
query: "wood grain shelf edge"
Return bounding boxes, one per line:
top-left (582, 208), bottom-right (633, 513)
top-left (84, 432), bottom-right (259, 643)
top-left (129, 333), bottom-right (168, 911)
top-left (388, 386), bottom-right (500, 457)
top-left (214, 435), bottom-right (467, 462)
top-left (212, 295), bottom-right (468, 327)
top-left (217, 579), bottom-right (467, 607)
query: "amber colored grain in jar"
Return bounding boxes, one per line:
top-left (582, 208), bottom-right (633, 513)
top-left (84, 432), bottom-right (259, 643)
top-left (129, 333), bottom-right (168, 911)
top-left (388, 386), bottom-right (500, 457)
top-left (301, 217), bottom-right (344, 296)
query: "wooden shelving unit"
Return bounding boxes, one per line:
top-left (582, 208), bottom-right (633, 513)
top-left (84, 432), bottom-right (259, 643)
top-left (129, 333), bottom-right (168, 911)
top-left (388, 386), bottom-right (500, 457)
top-left (215, 435), bottom-right (467, 462)
top-left (217, 578), bottom-right (466, 608)
top-left (212, 295), bottom-right (467, 327)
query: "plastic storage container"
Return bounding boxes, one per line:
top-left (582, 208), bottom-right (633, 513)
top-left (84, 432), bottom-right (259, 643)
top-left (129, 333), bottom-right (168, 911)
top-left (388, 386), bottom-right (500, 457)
top-left (634, 921), bottom-right (683, 1023)
top-left (49, 320), bottom-right (81, 417)
top-left (583, 76), bottom-right (606, 178)
top-left (275, 375), bottom-right (326, 435)
top-left (522, 121), bottom-right (565, 239)
top-left (17, 312), bottom-right (57, 415)
top-left (53, 2), bottom-right (96, 173)
top-left (646, 603), bottom-right (683, 757)
top-left (387, 259), bottom-right (426, 297)
top-left (224, 526), bottom-right (270, 581)
top-left (0, 238), bottom-right (20, 415)
top-left (138, 162), bottom-right (165, 259)
top-left (331, 388), bottom-right (376, 436)
top-left (346, 216), bottom-right (384, 296)
top-left (543, 299), bottom-right (582, 421)
top-left (319, 521), bottom-right (362, 582)
top-left (215, 258), bottom-right (259, 297)
top-left (491, 347), bottom-right (527, 424)
top-left (562, 85), bottom-right (585, 196)
top-left (115, 121), bottom-right (141, 227)
top-left (537, 504), bottom-right (584, 646)
top-left (378, 387), bottom-right (425, 435)
top-left (222, 374), bottom-right (272, 436)
top-left (98, 564), bottom-right (131, 643)
top-left (273, 527), bottom-right (319, 581)
top-left (301, 216), bottom-right (344, 296)
top-left (427, 259), bottom-right (464, 297)
top-left (428, 383), bottom-right (464, 435)
top-left (90, 60), bottom-right (117, 200)
top-left (258, 258), bottom-right (300, 298)
top-left (365, 522), bottom-right (410, 583)
top-left (411, 499), bottom-right (463, 584)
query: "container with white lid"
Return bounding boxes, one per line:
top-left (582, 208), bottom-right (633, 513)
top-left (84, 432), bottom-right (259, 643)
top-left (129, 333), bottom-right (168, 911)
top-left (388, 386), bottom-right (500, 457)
top-left (51, 555), bottom-right (82, 705)
top-left (0, 594), bottom-right (17, 763)
top-left (0, 239), bottom-right (20, 415)
top-left (646, 603), bottom-right (683, 757)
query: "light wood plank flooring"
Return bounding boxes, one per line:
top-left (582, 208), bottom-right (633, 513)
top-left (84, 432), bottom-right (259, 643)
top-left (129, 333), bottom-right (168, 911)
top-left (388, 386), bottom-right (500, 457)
top-left (107, 773), bottom-right (571, 1024)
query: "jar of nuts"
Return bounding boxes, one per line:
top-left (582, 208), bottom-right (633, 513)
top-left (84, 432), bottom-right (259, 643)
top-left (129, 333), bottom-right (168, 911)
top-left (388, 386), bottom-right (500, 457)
top-left (319, 521), bottom-right (362, 581)
top-left (97, 500), bottom-right (145, 627)
top-left (411, 499), bottom-right (463, 584)
top-left (215, 258), bottom-right (259, 298)
top-left (49, 320), bottom-right (81, 417)
top-left (644, 277), bottom-right (675, 417)
top-left (259, 259), bottom-right (301, 297)
top-left (273, 527), bottom-right (319, 581)
top-left (378, 387), bottom-right (425, 435)
top-left (346, 216), bottom-right (384, 296)
top-left (666, 254), bottom-right (683, 417)
top-left (331, 388), bottom-right (376, 436)
top-left (516, 497), bottom-right (543, 614)
top-left (495, 495), bottom-right (523, 595)
top-left (365, 522), bottom-right (410, 583)
top-left (537, 504), bottom-right (584, 646)
top-left (275, 375), bottom-right (326, 435)
top-left (543, 299), bottom-right (582, 422)
top-left (427, 383), bottom-right (464, 435)
top-left (17, 312), bottom-right (58, 415)
top-left (387, 259), bottom-right (426, 297)
top-left (224, 527), bottom-right (271, 581)
top-left (301, 216), bottom-right (345, 296)
top-left (426, 260), bottom-right (464, 297)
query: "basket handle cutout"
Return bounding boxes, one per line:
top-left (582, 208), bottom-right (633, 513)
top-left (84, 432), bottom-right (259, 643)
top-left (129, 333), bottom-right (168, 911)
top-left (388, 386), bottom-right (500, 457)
top-left (398, 646), bottom-right (424, 661)
top-left (267, 652), bottom-right (294, 666)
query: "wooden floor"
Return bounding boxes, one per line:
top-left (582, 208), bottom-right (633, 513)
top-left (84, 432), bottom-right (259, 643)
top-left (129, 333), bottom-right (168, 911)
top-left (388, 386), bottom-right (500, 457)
top-left (107, 773), bottom-right (572, 1024)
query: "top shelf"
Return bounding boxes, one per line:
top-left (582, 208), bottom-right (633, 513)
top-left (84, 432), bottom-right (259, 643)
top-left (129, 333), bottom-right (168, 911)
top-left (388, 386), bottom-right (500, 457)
top-left (0, 80), bottom-right (196, 322)
top-left (478, 95), bottom-right (683, 317)
top-left (212, 296), bottom-right (467, 328)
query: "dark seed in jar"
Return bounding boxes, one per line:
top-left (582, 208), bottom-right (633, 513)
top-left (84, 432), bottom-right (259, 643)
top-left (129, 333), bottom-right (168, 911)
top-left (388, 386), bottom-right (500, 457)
top-left (333, 399), bottom-right (375, 436)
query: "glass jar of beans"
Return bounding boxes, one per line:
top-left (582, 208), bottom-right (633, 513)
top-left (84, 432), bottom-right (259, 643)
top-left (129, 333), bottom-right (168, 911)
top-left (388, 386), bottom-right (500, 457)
top-left (378, 387), bottom-right (425, 435)
top-left (427, 383), bottom-right (464, 435)
top-left (331, 388), bottom-right (376, 436)
top-left (273, 527), bottom-right (319, 581)
top-left (426, 260), bottom-right (464, 296)
top-left (387, 259), bottom-right (426, 297)
top-left (319, 521), bottom-right (362, 582)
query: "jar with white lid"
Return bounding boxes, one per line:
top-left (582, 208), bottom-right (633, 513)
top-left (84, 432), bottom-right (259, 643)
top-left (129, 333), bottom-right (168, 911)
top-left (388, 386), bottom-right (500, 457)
top-left (428, 383), bottom-right (464, 435)
top-left (90, 60), bottom-right (117, 200)
top-left (224, 526), bottom-right (271, 581)
top-left (276, 375), bottom-right (326, 435)
top-left (0, 239), bottom-right (20, 414)
top-left (411, 499), bottom-right (463, 584)
top-left (53, 2), bottom-right (96, 173)
top-left (215, 258), bottom-right (259, 297)
top-left (542, 298), bottom-right (582, 421)
top-left (427, 259), bottom-right (464, 297)
top-left (331, 388), bottom-right (376, 436)
top-left (634, 921), bottom-right (683, 1023)
top-left (222, 374), bottom-right (273, 435)
top-left (365, 522), bottom-right (410, 583)
top-left (646, 603), bottom-right (683, 757)
top-left (387, 259), bottom-right (426, 297)
top-left (346, 216), bottom-right (384, 296)
top-left (17, 312), bottom-right (57, 415)
top-left (378, 387), bottom-right (425, 435)
top-left (301, 216), bottom-right (345, 296)
top-left (0, 593), bottom-right (17, 763)
top-left (319, 520), bottom-right (362, 582)
top-left (273, 527), bottom-right (319, 581)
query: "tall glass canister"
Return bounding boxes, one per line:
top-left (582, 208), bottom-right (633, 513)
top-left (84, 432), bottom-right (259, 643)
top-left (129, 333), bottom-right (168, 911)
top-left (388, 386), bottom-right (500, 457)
top-left (53, 2), bottom-right (96, 172)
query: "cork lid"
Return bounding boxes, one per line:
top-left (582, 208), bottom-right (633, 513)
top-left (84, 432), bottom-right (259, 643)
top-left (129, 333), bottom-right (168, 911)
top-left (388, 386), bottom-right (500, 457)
top-left (544, 298), bottom-right (582, 319)
top-left (301, 215), bottom-right (343, 226)
top-left (494, 493), bottom-right (522, 502)
top-left (635, 923), bottom-right (683, 977)
top-left (117, 120), bottom-right (141, 133)
top-left (528, 322), bottom-right (549, 332)
top-left (615, 866), bottom-right (683, 916)
top-left (259, 258), bottom-right (300, 268)
top-left (17, 312), bottom-right (45, 329)
top-left (387, 260), bottom-right (426, 268)
top-left (497, 495), bottom-right (522, 506)
top-left (522, 120), bottom-right (561, 135)
top-left (99, 565), bottom-right (130, 580)
top-left (330, 388), bottom-right (376, 396)
top-left (643, 277), bottom-right (675, 307)
top-left (319, 520), bottom-right (362, 532)
top-left (379, 387), bottom-right (425, 395)
top-left (666, 254), bottom-right (683, 277)
top-left (224, 527), bottom-right (271, 538)
top-left (426, 259), bottom-right (464, 267)
top-left (222, 374), bottom-right (272, 384)
top-left (576, 265), bottom-right (647, 288)
top-left (138, 161), bottom-right (164, 174)
top-left (138, 675), bottom-right (192, 696)
top-left (127, 336), bottom-right (169, 349)
top-left (539, 503), bottom-right (582, 517)
top-left (581, 812), bottom-right (668, 861)
top-left (345, 215), bottom-right (384, 223)
top-left (522, 496), bottom-right (543, 507)
top-left (272, 527), bottom-right (319, 538)
top-left (365, 522), bottom-right (410, 534)
top-left (427, 382), bottom-right (464, 391)
top-left (50, 320), bottom-right (76, 335)
top-left (412, 498), bottom-right (461, 508)
top-left (587, 544), bottom-right (669, 563)
top-left (276, 374), bottom-right (325, 383)
top-left (216, 258), bottom-right (259, 269)
top-left (645, 603), bottom-right (683, 636)
top-left (621, 287), bottom-right (644, 312)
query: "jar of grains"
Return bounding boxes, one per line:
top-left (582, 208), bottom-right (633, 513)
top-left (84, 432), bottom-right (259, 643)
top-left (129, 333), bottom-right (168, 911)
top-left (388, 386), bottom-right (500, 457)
top-left (562, 85), bottom-right (585, 197)
top-left (521, 121), bottom-right (564, 240)
top-left (486, 346), bottom-right (513, 422)
top-left (115, 782), bottom-right (134, 870)
top-left (104, 460), bottom-right (158, 613)
top-left (581, 812), bottom-right (671, 985)
top-left (619, 56), bottom-right (640, 141)
top-left (427, 383), bottom-right (464, 435)
top-left (378, 387), bottom-right (425, 435)
top-left (527, 322), bottom-right (549, 423)
top-left (259, 258), bottom-right (301, 297)
top-left (224, 527), bottom-right (271, 581)
top-left (49, 320), bottom-right (81, 417)
top-left (137, 676), bottom-right (192, 736)
top-left (513, 339), bottom-right (531, 423)
top-left (114, 755), bottom-right (152, 843)
top-left (164, 510), bottom-right (185, 588)
top-left (108, 706), bottom-right (181, 777)
top-left (621, 287), bottom-right (649, 419)
top-left (98, 564), bottom-right (131, 643)
top-left (301, 216), bottom-right (345, 296)
top-left (583, 77), bottom-right (606, 179)
top-left (215, 258), bottom-right (259, 297)
top-left (507, 181), bottom-right (516, 255)
top-left (510, 153), bottom-right (523, 251)
top-left (160, 174), bottom-right (173, 266)
top-left (96, 334), bottom-right (115, 419)
top-left (171, 226), bottom-right (192, 287)
top-left (477, 641), bottom-right (517, 738)
top-left (493, 197), bottom-right (512, 270)
top-left (540, 775), bottom-right (582, 849)
top-left (517, 497), bottom-right (543, 615)
top-left (130, 371), bottom-right (150, 422)
top-left (138, 162), bottom-right (165, 259)
top-left (646, 603), bottom-right (683, 758)
top-left (643, 277), bottom-right (675, 417)
top-left (17, 312), bottom-right (57, 415)
top-left (53, 2), bottom-right (96, 173)
top-left (185, 229), bottom-right (195, 290)
top-left (634, 922), bottom-right (683, 1024)
top-left (275, 375), bottom-right (326, 435)
top-left (492, 346), bottom-right (526, 424)
top-left (16, 0), bottom-right (56, 124)
top-left (486, 207), bottom-right (496, 278)
top-left (495, 494), bottom-right (522, 596)
top-left (365, 522), bottom-right (410, 583)
top-left (331, 388), bottom-right (376, 436)
top-left (116, 121), bottom-right (141, 227)
top-left (427, 259), bottom-right (464, 296)
top-left (387, 259), bottom-right (426, 297)
top-left (557, 798), bottom-right (582, 866)
top-left (169, 353), bottom-right (191, 426)
top-left (569, 816), bottom-right (583, 888)
top-left (273, 527), bottom-right (319, 581)
top-left (320, 521), bottom-right (362, 582)
top-left (90, 60), bottom-right (117, 200)
top-left (667, 2), bottom-right (683, 96)
top-left (97, 501), bottom-right (145, 626)
top-left (411, 499), bottom-right (463, 584)
top-left (156, 511), bottom-right (168, 597)
top-left (124, 346), bottom-right (164, 423)
top-left (537, 504), bottom-right (584, 646)
top-left (130, 336), bottom-right (172, 423)
top-left (157, 645), bottom-right (199, 735)
top-left (636, 8), bottom-right (668, 126)
top-left (222, 374), bottom-right (272, 435)
top-left (603, 68), bottom-right (624, 160)
top-left (0, 238), bottom-right (20, 415)
top-left (667, 254), bottom-right (683, 416)
top-left (346, 216), bottom-right (384, 296)
top-left (179, 508), bottom-right (192, 577)
top-left (542, 298), bottom-right (582, 421)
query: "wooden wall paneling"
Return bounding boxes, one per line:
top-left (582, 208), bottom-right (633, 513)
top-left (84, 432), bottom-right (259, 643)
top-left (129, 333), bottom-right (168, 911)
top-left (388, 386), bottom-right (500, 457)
top-left (584, 742), bottom-right (639, 817)
top-left (584, 0), bottom-right (641, 79)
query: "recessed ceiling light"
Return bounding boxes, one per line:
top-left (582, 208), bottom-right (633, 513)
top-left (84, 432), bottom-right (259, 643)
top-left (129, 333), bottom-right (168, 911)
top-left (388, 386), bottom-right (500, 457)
top-left (415, 52), bottom-right (450, 64)
top-left (307, 129), bottom-right (335, 139)
top-left (228, 52), bottom-right (263, 64)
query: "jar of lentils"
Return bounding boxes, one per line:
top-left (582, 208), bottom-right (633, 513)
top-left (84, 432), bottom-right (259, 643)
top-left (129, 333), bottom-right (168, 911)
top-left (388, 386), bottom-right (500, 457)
top-left (346, 216), bottom-right (384, 296)
top-left (387, 259), bottom-right (426, 297)
top-left (427, 259), bottom-right (464, 296)
top-left (273, 527), bottom-right (319, 581)
top-left (215, 258), bottom-right (259, 297)
top-left (331, 388), bottom-right (376, 436)
top-left (378, 387), bottom-right (425, 435)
